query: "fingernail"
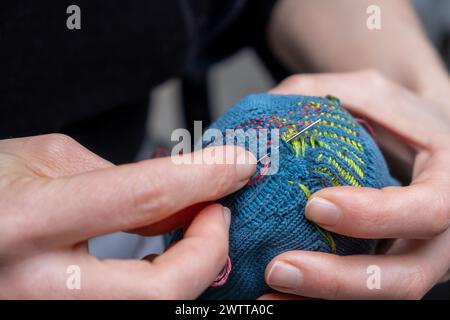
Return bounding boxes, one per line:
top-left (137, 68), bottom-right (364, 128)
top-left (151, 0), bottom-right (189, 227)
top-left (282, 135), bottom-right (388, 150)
top-left (305, 197), bottom-right (341, 226)
top-left (223, 207), bottom-right (231, 228)
top-left (236, 151), bottom-right (256, 181)
top-left (267, 261), bottom-right (303, 289)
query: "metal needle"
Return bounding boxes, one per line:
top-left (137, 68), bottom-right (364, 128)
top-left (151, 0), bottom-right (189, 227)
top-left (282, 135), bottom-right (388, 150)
top-left (257, 118), bottom-right (321, 163)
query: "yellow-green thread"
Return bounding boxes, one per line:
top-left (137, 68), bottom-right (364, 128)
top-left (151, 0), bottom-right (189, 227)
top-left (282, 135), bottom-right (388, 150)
top-left (321, 120), bottom-right (358, 136)
top-left (298, 183), bottom-right (311, 198)
top-left (281, 114), bottom-right (364, 187)
top-left (342, 145), bottom-right (365, 164)
top-left (290, 139), bottom-right (302, 157)
top-left (297, 183), bottom-right (336, 254)
top-left (300, 136), bottom-right (307, 156)
top-left (313, 130), bottom-right (363, 152)
top-left (315, 167), bottom-right (342, 186)
top-left (321, 112), bottom-right (356, 127)
top-left (310, 135), bottom-right (316, 148)
top-left (315, 225), bottom-right (337, 254)
top-left (316, 140), bottom-right (364, 179)
top-left (327, 156), bottom-right (361, 187)
top-left (282, 126), bottom-right (364, 186)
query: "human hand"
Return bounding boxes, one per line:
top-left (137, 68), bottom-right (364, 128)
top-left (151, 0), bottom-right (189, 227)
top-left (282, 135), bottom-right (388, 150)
top-left (0, 134), bottom-right (255, 299)
top-left (261, 70), bottom-right (450, 299)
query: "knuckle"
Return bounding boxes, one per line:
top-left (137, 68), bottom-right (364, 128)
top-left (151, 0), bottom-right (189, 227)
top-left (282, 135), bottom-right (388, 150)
top-left (324, 275), bottom-right (342, 300)
top-left (130, 273), bottom-right (167, 299)
top-left (284, 74), bottom-right (304, 85)
top-left (401, 265), bottom-right (430, 299)
top-left (141, 283), bottom-right (165, 300)
top-left (283, 74), bottom-right (316, 91)
top-left (356, 195), bottom-right (390, 231)
top-left (428, 193), bottom-right (450, 236)
top-left (363, 69), bottom-right (386, 86)
top-left (362, 69), bottom-right (396, 94)
top-left (209, 163), bottom-right (236, 199)
top-left (33, 134), bottom-right (79, 160)
top-left (127, 171), bottom-right (167, 221)
top-left (185, 237), bottom-right (208, 257)
top-left (41, 133), bottom-right (77, 150)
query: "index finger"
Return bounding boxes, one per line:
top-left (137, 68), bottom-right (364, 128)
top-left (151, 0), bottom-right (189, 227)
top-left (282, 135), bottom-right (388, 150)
top-left (270, 70), bottom-right (450, 147)
top-left (20, 146), bottom-right (255, 246)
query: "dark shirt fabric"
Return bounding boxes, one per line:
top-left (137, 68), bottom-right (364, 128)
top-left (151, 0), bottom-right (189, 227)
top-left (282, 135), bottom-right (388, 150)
top-left (0, 0), bottom-right (277, 163)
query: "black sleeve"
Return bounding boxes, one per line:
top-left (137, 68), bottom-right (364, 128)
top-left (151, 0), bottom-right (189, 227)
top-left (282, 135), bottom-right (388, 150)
top-left (0, 0), bottom-right (280, 164)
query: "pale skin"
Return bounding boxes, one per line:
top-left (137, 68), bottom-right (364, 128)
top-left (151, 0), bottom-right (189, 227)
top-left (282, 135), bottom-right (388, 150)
top-left (261, 0), bottom-right (450, 301)
top-left (268, 0), bottom-right (450, 101)
top-left (0, 138), bottom-right (256, 299)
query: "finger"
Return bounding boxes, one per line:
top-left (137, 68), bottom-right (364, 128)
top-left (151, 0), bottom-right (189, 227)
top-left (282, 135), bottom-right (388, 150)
top-left (270, 70), bottom-right (450, 147)
top-left (46, 204), bottom-right (230, 299)
top-left (21, 146), bottom-right (255, 245)
top-left (7, 249), bottom-right (161, 299)
top-left (305, 154), bottom-right (450, 239)
top-left (147, 204), bottom-right (231, 299)
top-left (14, 204), bottom-right (231, 299)
top-left (267, 251), bottom-right (423, 299)
top-left (305, 185), bottom-right (450, 239)
top-left (265, 228), bottom-right (450, 300)
top-left (0, 134), bottom-right (113, 177)
top-left (265, 251), bottom-right (428, 300)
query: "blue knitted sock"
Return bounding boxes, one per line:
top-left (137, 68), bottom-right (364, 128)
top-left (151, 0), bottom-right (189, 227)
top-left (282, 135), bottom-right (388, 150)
top-left (173, 93), bottom-right (398, 300)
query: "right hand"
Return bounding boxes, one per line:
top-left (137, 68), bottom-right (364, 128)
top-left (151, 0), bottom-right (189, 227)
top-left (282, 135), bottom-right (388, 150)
top-left (0, 134), bottom-right (256, 299)
top-left (261, 70), bottom-right (450, 299)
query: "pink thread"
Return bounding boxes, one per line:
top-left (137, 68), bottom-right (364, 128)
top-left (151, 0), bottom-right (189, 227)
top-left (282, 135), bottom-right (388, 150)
top-left (211, 256), bottom-right (232, 287)
top-left (246, 159), bottom-right (270, 186)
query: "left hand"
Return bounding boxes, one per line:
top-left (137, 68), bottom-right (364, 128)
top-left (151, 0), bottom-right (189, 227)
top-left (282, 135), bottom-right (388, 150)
top-left (260, 70), bottom-right (450, 299)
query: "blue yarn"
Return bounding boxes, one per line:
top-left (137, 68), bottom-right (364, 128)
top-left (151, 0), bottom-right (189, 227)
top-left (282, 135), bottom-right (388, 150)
top-left (173, 93), bottom-right (398, 300)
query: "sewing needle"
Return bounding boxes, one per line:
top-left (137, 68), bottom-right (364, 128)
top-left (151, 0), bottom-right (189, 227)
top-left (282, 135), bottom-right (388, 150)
top-left (257, 118), bottom-right (321, 164)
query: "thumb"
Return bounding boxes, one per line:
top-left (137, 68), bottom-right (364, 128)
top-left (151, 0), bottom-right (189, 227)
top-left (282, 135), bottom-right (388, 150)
top-left (305, 184), bottom-right (449, 239)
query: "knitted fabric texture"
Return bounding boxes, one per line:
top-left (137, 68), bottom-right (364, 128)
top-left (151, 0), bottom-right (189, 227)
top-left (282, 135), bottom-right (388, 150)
top-left (175, 93), bottom-right (398, 300)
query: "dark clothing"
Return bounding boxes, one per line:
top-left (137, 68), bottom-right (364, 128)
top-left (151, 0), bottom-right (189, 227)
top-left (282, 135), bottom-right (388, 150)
top-left (0, 0), bottom-right (276, 163)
